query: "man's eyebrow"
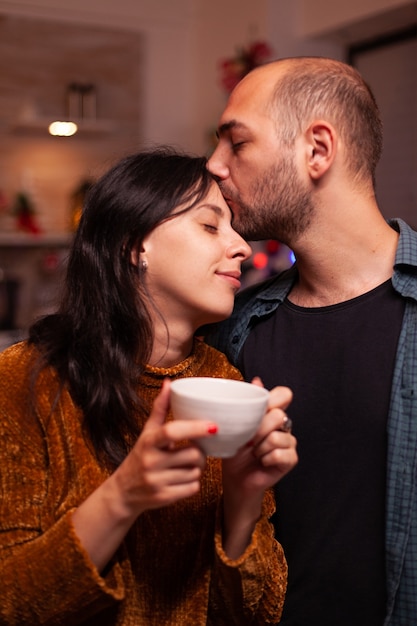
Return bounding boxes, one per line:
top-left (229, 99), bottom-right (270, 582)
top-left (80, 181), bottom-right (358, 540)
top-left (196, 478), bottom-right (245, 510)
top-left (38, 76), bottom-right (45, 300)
top-left (217, 120), bottom-right (247, 138)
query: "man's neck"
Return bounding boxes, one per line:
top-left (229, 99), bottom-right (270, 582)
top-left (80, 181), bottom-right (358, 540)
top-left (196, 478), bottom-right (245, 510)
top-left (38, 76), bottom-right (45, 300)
top-left (288, 216), bottom-right (399, 308)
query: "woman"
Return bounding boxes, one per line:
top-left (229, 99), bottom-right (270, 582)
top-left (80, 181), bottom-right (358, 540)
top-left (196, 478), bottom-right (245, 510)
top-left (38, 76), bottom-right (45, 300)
top-left (0, 147), bottom-right (297, 625)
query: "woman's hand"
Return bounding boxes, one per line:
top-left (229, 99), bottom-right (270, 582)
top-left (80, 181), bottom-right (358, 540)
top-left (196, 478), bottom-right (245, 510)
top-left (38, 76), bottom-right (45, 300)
top-left (114, 378), bottom-right (212, 514)
top-left (72, 379), bottom-right (217, 572)
top-left (223, 381), bottom-right (297, 491)
top-left (220, 379), bottom-right (297, 559)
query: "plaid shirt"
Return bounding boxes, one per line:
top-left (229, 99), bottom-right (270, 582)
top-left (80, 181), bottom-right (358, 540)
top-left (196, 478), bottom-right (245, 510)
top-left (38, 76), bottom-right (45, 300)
top-left (206, 218), bottom-right (417, 625)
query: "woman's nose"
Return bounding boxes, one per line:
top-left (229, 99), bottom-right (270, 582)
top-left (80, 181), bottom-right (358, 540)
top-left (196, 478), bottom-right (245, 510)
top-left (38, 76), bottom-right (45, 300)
top-left (230, 237), bottom-right (252, 261)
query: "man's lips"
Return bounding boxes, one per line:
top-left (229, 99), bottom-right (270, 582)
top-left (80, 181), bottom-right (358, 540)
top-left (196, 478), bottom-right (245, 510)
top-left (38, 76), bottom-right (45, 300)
top-left (218, 185), bottom-right (234, 206)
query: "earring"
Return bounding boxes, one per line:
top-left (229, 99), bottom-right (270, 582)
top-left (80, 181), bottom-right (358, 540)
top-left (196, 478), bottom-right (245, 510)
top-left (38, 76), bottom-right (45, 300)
top-left (141, 259), bottom-right (148, 271)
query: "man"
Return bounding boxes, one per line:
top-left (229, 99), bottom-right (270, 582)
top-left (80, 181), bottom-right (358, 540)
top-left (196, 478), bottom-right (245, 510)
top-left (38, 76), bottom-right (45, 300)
top-left (205, 57), bottom-right (417, 625)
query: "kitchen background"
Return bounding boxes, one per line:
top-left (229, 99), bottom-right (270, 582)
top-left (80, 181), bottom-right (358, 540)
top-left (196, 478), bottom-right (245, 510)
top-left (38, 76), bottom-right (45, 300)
top-left (0, 0), bottom-right (416, 348)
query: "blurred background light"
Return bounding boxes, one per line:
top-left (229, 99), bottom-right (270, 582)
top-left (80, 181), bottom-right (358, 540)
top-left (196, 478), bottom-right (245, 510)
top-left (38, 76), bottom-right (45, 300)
top-left (48, 121), bottom-right (78, 137)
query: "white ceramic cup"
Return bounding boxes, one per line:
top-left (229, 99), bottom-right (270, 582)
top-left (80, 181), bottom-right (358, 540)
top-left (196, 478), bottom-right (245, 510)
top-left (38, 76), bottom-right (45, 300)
top-left (170, 377), bottom-right (269, 458)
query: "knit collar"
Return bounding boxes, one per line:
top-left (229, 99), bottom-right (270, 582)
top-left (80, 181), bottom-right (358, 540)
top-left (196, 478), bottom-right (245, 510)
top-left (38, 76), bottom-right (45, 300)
top-left (141, 338), bottom-right (208, 388)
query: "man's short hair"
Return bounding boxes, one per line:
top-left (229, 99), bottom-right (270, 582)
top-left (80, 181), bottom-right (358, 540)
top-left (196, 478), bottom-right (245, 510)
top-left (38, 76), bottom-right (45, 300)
top-left (269, 57), bottom-right (383, 186)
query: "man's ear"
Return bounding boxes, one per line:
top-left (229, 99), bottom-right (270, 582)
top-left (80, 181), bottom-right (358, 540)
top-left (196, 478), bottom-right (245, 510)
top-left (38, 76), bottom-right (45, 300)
top-left (305, 120), bottom-right (337, 180)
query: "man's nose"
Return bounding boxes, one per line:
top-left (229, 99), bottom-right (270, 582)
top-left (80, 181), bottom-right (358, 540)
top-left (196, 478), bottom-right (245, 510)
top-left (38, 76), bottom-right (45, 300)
top-left (207, 149), bottom-right (229, 180)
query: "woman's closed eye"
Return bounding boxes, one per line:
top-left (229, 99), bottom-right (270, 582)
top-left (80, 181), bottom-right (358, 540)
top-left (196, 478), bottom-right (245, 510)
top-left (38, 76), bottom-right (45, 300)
top-left (204, 223), bottom-right (218, 233)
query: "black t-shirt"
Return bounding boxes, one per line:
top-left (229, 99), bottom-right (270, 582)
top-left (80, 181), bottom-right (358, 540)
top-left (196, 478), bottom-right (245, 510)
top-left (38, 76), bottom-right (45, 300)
top-left (238, 280), bottom-right (405, 626)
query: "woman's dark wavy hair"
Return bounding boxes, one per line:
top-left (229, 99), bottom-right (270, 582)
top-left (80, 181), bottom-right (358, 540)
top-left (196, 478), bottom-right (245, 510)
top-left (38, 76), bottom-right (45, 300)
top-left (29, 146), bottom-right (213, 467)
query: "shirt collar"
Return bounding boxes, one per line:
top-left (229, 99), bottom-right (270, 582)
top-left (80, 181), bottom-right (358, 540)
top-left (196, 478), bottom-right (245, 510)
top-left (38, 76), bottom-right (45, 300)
top-left (390, 218), bottom-right (417, 300)
top-left (250, 264), bottom-right (298, 304)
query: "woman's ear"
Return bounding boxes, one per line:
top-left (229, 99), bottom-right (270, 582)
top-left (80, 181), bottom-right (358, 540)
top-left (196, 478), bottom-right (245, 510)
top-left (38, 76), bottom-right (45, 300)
top-left (305, 120), bottom-right (337, 180)
top-left (130, 247), bottom-right (140, 267)
top-left (131, 244), bottom-right (146, 268)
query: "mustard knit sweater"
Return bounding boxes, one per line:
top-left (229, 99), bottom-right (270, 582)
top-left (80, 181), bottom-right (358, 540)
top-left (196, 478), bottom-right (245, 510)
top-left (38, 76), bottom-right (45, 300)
top-left (0, 339), bottom-right (287, 625)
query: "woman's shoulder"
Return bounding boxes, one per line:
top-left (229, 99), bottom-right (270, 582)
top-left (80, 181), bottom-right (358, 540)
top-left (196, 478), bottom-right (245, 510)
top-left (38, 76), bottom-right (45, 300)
top-left (0, 340), bottom-right (60, 408)
top-left (0, 340), bottom-right (37, 376)
top-left (0, 341), bottom-right (46, 441)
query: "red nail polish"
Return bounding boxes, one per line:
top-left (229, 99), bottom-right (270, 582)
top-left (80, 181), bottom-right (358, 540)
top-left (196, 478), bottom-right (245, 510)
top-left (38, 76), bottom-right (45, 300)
top-left (208, 424), bottom-right (218, 434)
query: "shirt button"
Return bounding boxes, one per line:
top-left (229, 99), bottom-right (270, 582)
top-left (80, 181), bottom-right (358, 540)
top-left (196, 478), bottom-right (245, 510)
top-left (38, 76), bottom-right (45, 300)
top-left (232, 335), bottom-right (239, 344)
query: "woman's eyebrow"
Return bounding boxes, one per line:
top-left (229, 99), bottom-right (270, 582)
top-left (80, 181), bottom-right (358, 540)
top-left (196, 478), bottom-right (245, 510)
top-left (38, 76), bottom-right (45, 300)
top-left (196, 204), bottom-right (224, 217)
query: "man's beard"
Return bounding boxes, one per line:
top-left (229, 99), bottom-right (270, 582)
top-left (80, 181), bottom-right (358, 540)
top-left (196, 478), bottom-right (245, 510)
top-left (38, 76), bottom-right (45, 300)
top-left (220, 157), bottom-right (314, 245)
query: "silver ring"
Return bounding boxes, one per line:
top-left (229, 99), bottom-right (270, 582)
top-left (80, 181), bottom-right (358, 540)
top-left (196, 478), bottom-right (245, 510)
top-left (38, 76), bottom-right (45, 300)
top-left (279, 416), bottom-right (293, 433)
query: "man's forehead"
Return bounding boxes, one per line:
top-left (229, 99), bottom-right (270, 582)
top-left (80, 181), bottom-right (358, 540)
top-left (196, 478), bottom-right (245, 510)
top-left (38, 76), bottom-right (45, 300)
top-left (218, 84), bottom-right (274, 134)
top-left (230, 69), bottom-right (277, 109)
top-left (236, 61), bottom-right (286, 93)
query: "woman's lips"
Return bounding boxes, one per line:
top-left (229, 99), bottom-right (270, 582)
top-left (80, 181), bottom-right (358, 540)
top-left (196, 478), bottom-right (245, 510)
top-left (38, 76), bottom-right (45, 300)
top-left (216, 271), bottom-right (241, 290)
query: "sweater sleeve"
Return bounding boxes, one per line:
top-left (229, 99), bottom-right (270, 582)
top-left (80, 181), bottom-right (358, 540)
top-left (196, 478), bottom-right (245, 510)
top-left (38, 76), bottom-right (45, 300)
top-left (208, 490), bottom-right (287, 625)
top-left (0, 511), bottom-right (126, 625)
top-left (0, 344), bottom-right (126, 625)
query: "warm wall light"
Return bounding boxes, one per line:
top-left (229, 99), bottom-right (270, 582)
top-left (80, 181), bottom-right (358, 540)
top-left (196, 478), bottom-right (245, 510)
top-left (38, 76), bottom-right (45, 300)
top-left (48, 121), bottom-right (78, 137)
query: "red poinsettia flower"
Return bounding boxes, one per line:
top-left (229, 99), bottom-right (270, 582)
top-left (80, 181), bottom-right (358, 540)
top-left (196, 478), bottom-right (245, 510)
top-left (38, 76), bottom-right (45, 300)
top-left (218, 40), bottom-right (273, 93)
top-left (13, 192), bottom-right (42, 234)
